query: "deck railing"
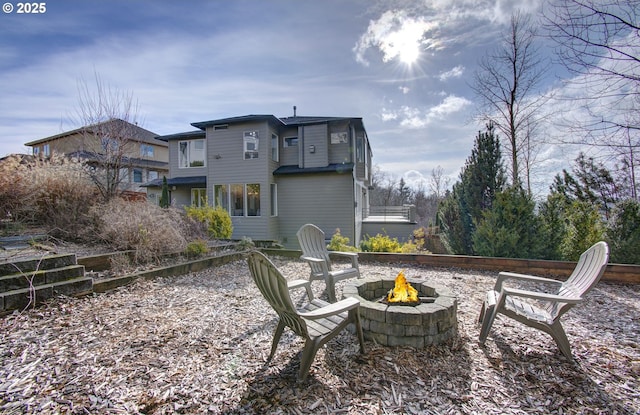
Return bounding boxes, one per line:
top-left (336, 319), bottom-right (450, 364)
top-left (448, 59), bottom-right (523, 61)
top-left (363, 205), bottom-right (415, 222)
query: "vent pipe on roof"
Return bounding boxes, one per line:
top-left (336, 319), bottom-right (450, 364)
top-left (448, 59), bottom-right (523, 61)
top-left (293, 106), bottom-right (297, 117)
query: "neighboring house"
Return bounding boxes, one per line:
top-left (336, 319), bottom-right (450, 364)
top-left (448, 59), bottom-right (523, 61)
top-left (147, 113), bottom-right (373, 248)
top-left (25, 119), bottom-right (169, 196)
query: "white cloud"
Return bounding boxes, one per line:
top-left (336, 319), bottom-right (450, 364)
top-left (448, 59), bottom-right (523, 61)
top-left (381, 95), bottom-right (472, 128)
top-left (353, 10), bottom-right (440, 66)
top-left (439, 65), bottom-right (465, 81)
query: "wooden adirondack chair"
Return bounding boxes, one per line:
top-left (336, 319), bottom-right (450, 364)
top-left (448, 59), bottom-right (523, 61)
top-left (296, 223), bottom-right (361, 302)
top-left (246, 251), bottom-right (366, 381)
top-left (478, 241), bottom-right (609, 360)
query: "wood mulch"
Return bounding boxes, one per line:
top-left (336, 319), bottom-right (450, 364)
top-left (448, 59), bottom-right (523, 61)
top-left (0, 255), bottom-right (638, 414)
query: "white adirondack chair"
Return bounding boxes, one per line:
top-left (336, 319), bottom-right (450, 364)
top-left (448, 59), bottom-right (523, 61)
top-left (478, 241), bottom-right (609, 359)
top-left (296, 224), bottom-right (361, 303)
top-left (246, 251), bottom-right (365, 381)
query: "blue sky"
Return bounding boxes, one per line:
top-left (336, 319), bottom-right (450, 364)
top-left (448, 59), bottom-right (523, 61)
top-left (1, 0), bottom-right (574, 192)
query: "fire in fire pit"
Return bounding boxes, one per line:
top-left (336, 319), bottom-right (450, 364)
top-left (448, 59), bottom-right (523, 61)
top-left (385, 270), bottom-right (418, 304)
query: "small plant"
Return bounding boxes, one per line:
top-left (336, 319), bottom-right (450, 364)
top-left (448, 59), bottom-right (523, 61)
top-left (235, 236), bottom-right (255, 251)
top-left (184, 203), bottom-right (233, 239)
top-left (184, 239), bottom-right (209, 258)
top-left (360, 232), bottom-right (402, 253)
top-left (327, 228), bottom-right (358, 252)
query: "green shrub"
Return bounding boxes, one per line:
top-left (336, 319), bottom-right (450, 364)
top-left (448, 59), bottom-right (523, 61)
top-left (560, 200), bottom-right (604, 261)
top-left (184, 239), bottom-right (209, 258)
top-left (327, 228), bottom-right (358, 252)
top-left (184, 204), bottom-right (233, 239)
top-left (360, 233), bottom-right (402, 253)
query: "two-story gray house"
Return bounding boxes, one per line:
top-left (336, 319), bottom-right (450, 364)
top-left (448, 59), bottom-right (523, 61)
top-left (147, 113), bottom-right (373, 249)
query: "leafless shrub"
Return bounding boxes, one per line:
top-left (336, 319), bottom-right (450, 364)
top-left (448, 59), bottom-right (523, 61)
top-left (0, 154), bottom-right (97, 237)
top-left (91, 199), bottom-right (189, 263)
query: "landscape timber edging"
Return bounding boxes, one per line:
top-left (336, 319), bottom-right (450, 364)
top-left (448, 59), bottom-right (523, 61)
top-left (91, 252), bottom-right (244, 293)
top-left (260, 249), bottom-right (640, 285)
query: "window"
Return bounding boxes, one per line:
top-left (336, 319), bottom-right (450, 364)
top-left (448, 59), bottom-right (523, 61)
top-left (43, 144), bottom-right (50, 157)
top-left (119, 168), bottom-right (129, 182)
top-left (179, 139), bottom-right (206, 168)
top-left (244, 131), bottom-right (259, 159)
top-left (214, 184), bottom-right (229, 210)
top-left (356, 137), bottom-right (364, 163)
top-left (140, 144), bottom-right (154, 158)
top-left (217, 183), bottom-right (261, 217)
top-left (148, 170), bottom-right (159, 181)
top-left (191, 188), bottom-right (207, 207)
top-left (270, 183), bottom-right (278, 216)
top-left (101, 138), bottom-right (119, 153)
top-left (133, 169), bottom-right (143, 183)
top-left (247, 184), bottom-right (260, 216)
top-left (284, 137), bottom-right (298, 147)
top-left (231, 184), bottom-right (244, 216)
top-left (271, 133), bottom-right (279, 162)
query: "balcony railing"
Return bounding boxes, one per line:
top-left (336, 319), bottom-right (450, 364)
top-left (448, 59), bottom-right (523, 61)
top-left (362, 205), bottom-right (415, 222)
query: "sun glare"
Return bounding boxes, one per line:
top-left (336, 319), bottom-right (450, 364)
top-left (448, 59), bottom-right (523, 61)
top-left (399, 42), bottom-right (420, 65)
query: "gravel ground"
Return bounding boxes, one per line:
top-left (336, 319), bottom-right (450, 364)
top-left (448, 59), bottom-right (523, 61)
top-left (0, 254), bottom-right (638, 414)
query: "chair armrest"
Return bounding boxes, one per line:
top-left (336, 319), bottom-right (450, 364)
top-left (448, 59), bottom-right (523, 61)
top-left (300, 255), bottom-right (324, 263)
top-left (299, 297), bottom-right (360, 319)
top-left (328, 251), bottom-right (359, 268)
top-left (495, 271), bottom-right (563, 291)
top-left (501, 287), bottom-right (582, 304)
top-left (287, 279), bottom-right (314, 300)
top-left (328, 251), bottom-right (358, 259)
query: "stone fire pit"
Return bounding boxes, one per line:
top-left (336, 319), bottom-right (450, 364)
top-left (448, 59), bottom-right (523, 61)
top-left (343, 276), bottom-right (458, 348)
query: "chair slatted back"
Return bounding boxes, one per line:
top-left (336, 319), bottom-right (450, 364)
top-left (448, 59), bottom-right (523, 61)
top-left (297, 224), bottom-right (332, 275)
top-left (247, 251), bottom-right (308, 338)
top-left (548, 241), bottom-right (609, 318)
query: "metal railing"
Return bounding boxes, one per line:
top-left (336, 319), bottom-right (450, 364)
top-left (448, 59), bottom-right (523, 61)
top-left (363, 205), bottom-right (414, 221)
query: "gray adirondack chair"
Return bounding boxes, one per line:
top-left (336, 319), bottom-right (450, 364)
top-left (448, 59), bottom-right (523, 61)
top-left (478, 241), bottom-right (609, 360)
top-left (296, 223), bottom-right (360, 303)
top-left (246, 251), bottom-right (366, 381)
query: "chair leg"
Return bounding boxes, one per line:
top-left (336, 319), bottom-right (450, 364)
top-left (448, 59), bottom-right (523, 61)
top-left (268, 320), bottom-right (286, 361)
top-left (326, 278), bottom-right (337, 303)
top-left (351, 309), bottom-right (366, 354)
top-left (548, 321), bottom-right (573, 360)
top-left (479, 291), bottom-right (499, 344)
top-left (298, 338), bottom-right (322, 381)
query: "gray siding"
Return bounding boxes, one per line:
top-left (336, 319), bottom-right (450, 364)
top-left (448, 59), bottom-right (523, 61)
top-left (328, 121), bottom-right (353, 165)
top-left (301, 124), bottom-right (328, 168)
top-left (168, 140), bottom-right (207, 179)
top-left (276, 173), bottom-right (355, 249)
top-left (280, 127), bottom-right (299, 166)
top-left (205, 121), bottom-right (276, 241)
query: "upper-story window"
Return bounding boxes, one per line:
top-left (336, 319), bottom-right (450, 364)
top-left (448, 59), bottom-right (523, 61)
top-left (179, 139), bottom-right (206, 168)
top-left (101, 138), bottom-right (119, 153)
top-left (284, 137), bottom-right (298, 147)
top-left (244, 131), bottom-right (259, 159)
top-left (271, 133), bottom-right (279, 162)
top-left (140, 144), bottom-right (155, 158)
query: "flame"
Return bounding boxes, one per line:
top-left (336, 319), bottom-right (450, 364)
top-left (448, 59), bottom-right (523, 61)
top-left (387, 270), bottom-right (418, 303)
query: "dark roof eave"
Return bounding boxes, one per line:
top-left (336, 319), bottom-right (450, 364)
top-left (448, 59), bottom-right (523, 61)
top-left (191, 114), bottom-right (285, 130)
top-left (273, 163), bottom-right (354, 176)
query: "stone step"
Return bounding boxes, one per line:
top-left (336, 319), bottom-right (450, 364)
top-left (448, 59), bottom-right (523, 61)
top-left (0, 264), bottom-right (85, 292)
top-left (0, 254), bottom-right (77, 277)
top-left (0, 276), bottom-right (93, 313)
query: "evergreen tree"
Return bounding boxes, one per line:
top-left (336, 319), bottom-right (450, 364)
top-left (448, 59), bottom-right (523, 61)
top-left (606, 198), bottom-right (640, 264)
top-left (437, 122), bottom-right (506, 254)
top-left (537, 191), bottom-right (568, 260)
top-left (473, 186), bottom-right (541, 258)
top-left (159, 176), bottom-right (170, 208)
